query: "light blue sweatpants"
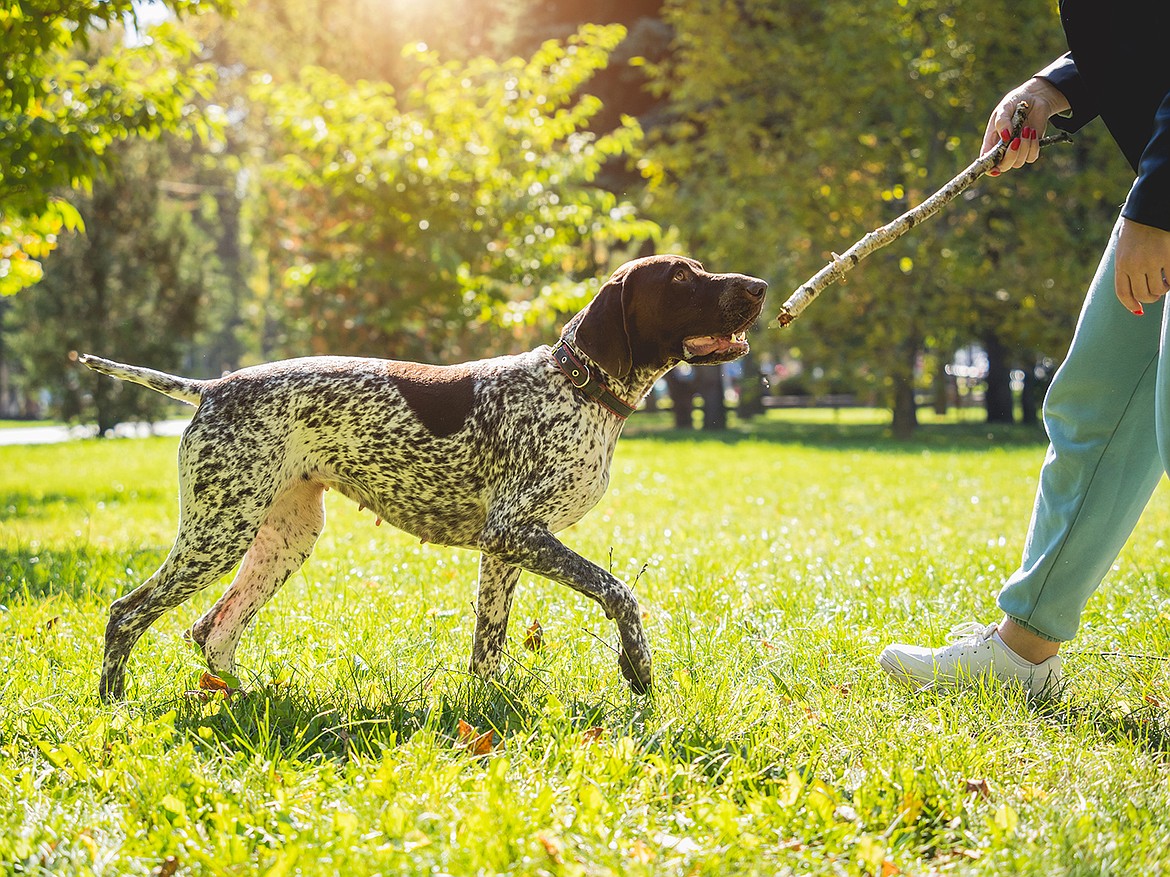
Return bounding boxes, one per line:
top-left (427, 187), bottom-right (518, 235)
top-left (998, 217), bottom-right (1170, 641)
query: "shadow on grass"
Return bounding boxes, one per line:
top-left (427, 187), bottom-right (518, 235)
top-left (624, 411), bottom-right (1050, 452)
top-left (0, 544), bottom-right (163, 603)
top-left (162, 664), bottom-right (626, 764)
top-left (1037, 694), bottom-right (1170, 755)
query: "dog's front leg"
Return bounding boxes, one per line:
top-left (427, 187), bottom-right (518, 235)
top-left (468, 554), bottom-right (522, 680)
top-left (479, 522), bottom-right (651, 693)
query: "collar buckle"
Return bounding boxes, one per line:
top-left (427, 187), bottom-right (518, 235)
top-left (552, 338), bottom-right (636, 419)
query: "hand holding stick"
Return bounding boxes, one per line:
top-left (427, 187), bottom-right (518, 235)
top-left (775, 102), bottom-right (1071, 327)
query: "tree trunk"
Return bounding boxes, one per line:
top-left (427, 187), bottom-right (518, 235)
top-left (736, 345), bottom-right (765, 420)
top-left (212, 188), bottom-right (245, 374)
top-left (932, 357), bottom-right (950, 416)
top-left (662, 369), bottom-right (694, 429)
top-left (892, 377), bottom-right (917, 439)
top-left (891, 338), bottom-right (920, 439)
top-left (695, 364), bottom-right (727, 431)
top-left (1021, 357), bottom-right (1041, 426)
top-left (90, 190), bottom-right (115, 436)
top-left (983, 332), bottom-right (1015, 424)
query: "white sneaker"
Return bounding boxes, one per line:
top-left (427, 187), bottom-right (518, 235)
top-left (878, 622), bottom-right (1063, 698)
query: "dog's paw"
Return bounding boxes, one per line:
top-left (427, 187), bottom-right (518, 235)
top-left (618, 650), bottom-right (652, 695)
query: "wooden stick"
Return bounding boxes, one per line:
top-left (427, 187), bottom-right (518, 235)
top-left (775, 102), bottom-right (1072, 327)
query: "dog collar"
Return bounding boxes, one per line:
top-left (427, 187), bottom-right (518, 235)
top-left (552, 338), bottom-right (637, 419)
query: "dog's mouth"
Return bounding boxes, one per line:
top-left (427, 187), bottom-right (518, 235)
top-left (682, 306), bottom-right (761, 362)
top-left (683, 329), bottom-right (750, 359)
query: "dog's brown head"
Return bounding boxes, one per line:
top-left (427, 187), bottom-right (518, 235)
top-left (570, 255), bottom-right (767, 380)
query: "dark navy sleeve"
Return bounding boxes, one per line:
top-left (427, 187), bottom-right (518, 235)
top-left (1121, 90), bottom-right (1170, 231)
top-left (1035, 53), bottom-right (1098, 134)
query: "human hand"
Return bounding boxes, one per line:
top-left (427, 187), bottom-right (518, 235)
top-left (980, 77), bottom-right (1071, 176)
top-left (1115, 218), bottom-right (1170, 315)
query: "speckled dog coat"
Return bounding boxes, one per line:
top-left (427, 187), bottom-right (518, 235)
top-left (80, 255), bottom-right (766, 701)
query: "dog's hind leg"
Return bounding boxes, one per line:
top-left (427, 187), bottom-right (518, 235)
top-left (100, 427), bottom-right (278, 702)
top-left (468, 554), bottom-right (522, 680)
top-left (100, 536), bottom-right (256, 702)
top-left (186, 480), bottom-right (326, 677)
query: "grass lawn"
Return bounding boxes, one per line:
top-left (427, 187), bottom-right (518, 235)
top-left (2, 412), bottom-right (1169, 875)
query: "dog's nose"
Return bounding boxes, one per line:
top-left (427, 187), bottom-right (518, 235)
top-left (744, 278), bottom-right (767, 299)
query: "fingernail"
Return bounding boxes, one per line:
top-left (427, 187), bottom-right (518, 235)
top-left (1001, 128), bottom-right (1011, 141)
top-left (1135, 306), bottom-right (1145, 316)
top-left (1030, 128), bottom-right (1039, 140)
top-left (1022, 127), bottom-right (1032, 139)
top-left (989, 168), bottom-right (1000, 176)
top-left (1010, 137), bottom-right (1021, 150)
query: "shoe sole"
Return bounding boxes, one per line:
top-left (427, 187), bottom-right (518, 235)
top-left (877, 652), bottom-right (924, 687)
top-left (879, 651), bottom-right (1064, 699)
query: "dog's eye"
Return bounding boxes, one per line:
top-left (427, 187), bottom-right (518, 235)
top-left (672, 268), bottom-right (690, 284)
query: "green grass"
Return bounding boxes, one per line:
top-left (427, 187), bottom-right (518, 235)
top-left (0, 419), bottom-right (63, 429)
top-left (2, 413), bottom-right (1169, 875)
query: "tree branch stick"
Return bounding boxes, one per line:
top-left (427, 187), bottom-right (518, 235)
top-left (775, 102), bottom-right (1071, 327)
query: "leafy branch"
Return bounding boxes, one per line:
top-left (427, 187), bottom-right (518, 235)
top-left (776, 102), bottom-right (1072, 327)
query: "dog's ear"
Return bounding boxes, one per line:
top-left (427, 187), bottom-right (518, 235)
top-left (573, 273), bottom-right (632, 380)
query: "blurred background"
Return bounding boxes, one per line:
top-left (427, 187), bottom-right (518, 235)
top-left (0, 0), bottom-right (1128, 437)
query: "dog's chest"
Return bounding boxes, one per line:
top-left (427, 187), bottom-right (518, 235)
top-left (539, 422), bottom-right (618, 533)
top-left (264, 353), bottom-right (622, 543)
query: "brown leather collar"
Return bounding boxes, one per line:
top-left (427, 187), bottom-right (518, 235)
top-left (552, 338), bottom-right (637, 419)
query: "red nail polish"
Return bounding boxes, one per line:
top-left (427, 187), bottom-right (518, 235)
top-left (1010, 137), bottom-right (1021, 150)
top-left (1030, 128), bottom-right (1039, 140)
top-left (1001, 128), bottom-right (1011, 141)
top-left (1022, 127), bottom-right (1032, 139)
top-left (989, 168), bottom-right (1000, 176)
top-left (1135, 306), bottom-right (1145, 316)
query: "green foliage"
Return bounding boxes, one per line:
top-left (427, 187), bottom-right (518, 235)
top-left (0, 0), bottom-right (230, 295)
top-left (8, 139), bottom-right (215, 432)
top-left (4, 423), bottom-right (1170, 873)
top-left (643, 0), bottom-right (1131, 430)
top-left (250, 24), bottom-right (657, 361)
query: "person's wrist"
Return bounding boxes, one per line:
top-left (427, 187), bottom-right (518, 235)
top-left (1027, 76), bottom-right (1071, 116)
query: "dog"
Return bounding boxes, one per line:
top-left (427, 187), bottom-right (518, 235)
top-left (79, 254), bottom-right (766, 701)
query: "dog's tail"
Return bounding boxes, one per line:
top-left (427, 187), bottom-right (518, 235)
top-left (72, 353), bottom-right (208, 406)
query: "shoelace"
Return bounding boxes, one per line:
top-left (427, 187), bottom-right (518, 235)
top-left (905, 622), bottom-right (998, 695)
top-left (946, 621), bottom-right (997, 645)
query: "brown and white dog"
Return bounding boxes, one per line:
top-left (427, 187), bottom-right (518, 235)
top-left (80, 255), bottom-right (766, 701)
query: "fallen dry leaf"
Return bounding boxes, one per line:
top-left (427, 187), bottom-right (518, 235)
top-left (537, 833), bottom-right (564, 865)
top-left (629, 839), bottom-right (656, 864)
top-left (156, 856), bottom-right (179, 877)
top-left (195, 671), bottom-right (242, 701)
top-left (199, 671), bottom-right (230, 692)
top-left (964, 778), bottom-right (992, 800)
top-left (524, 619), bottom-right (543, 651)
top-left (581, 726), bottom-right (605, 744)
top-left (456, 719), bottom-right (496, 755)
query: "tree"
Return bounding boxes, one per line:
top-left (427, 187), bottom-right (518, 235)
top-left (250, 24), bottom-right (656, 362)
top-left (9, 139), bottom-right (214, 432)
top-left (0, 0), bottom-right (229, 294)
top-left (642, 0), bottom-right (1128, 435)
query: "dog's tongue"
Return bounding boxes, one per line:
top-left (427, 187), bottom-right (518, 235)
top-left (684, 335), bottom-right (731, 356)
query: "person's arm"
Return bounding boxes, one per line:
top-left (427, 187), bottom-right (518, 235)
top-left (1122, 91), bottom-right (1170, 232)
top-left (1034, 53), bottom-right (1098, 134)
top-left (1116, 90), bottom-right (1170, 313)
